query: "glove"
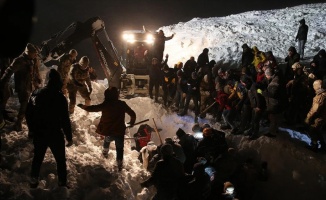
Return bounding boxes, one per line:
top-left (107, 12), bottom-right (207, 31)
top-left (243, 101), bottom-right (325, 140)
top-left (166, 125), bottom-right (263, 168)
top-left (127, 121), bottom-right (134, 128)
top-left (66, 140), bottom-right (73, 147)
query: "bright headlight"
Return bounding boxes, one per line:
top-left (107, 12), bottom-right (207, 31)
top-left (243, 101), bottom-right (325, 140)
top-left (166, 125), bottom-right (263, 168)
top-left (123, 33), bottom-right (135, 43)
top-left (145, 34), bottom-right (154, 44)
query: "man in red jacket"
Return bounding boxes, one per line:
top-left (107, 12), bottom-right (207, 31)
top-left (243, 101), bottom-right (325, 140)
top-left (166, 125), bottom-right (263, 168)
top-left (78, 87), bottom-right (136, 170)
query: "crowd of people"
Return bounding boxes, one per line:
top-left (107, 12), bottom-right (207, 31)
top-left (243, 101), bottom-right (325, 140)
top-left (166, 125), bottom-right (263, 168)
top-left (0, 20), bottom-right (325, 199)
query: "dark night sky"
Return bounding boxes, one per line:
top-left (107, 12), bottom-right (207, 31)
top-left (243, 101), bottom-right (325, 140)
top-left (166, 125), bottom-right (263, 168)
top-left (32, 0), bottom-right (324, 44)
top-left (30, 0), bottom-right (323, 72)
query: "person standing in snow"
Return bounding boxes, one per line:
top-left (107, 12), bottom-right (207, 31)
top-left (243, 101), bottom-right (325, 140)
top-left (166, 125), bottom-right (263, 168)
top-left (140, 143), bottom-right (185, 199)
top-left (152, 30), bottom-right (174, 62)
top-left (0, 43), bottom-right (42, 131)
top-left (78, 87), bottom-right (136, 170)
top-left (304, 79), bottom-right (326, 152)
top-left (295, 18), bottom-right (308, 60)
top-left (148, 56), bottom-right (165, 102)
top-left (67, 56), bottom-right (92, 114)
top-left (26, 69), bottom-right (73, 188)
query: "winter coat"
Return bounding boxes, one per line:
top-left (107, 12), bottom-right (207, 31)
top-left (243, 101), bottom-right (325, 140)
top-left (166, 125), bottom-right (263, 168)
top-left (241, 49), bottom-right (254, 68)
top-left (1, 53), bottom-right (41, 94)
top-left (310, 51), bottom-right (326, 80)
top-left (25, 87), bottom-right (72, 141)
top-left (248, 82), bottom-right (266, 110)
top-left (83, 99), bottom-right (136, 136)
top-left (183, 59), bottom-right (197, 79)
top-left (142, 155), bottom-right (185, 199)
top-left (305, 89), bottom-right (326, 127)
top-left (149, 63), bottom-right (163, 81)
top-left (68, 63), bottom-right (92, 88)
top-left (153, 33), bottom-right (173, 54)
top-left (263, 75), bottom-right (287, 114)
top-left (197, 52), bottom-right (209, 68)
top-left (196, 130), bottom-right (228, 161)
top-left (285, 52), bottom-right (300, 81)
top-left (187, 77), bottom-right (200, 96)
top-left (296, 23), bottom-right (308, 41)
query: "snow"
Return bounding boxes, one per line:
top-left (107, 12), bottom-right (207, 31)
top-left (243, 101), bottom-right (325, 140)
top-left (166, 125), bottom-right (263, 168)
top-left (1, 3), bottom-right (326, 200)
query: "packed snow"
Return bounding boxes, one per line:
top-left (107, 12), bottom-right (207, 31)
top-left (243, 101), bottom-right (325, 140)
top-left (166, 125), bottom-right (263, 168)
top-left (1, 3), bottom-right (326, 200)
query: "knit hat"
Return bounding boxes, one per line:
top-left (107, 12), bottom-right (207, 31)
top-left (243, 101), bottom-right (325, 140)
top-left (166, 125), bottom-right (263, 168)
top-left (160, 144), bottom-right (174, 156)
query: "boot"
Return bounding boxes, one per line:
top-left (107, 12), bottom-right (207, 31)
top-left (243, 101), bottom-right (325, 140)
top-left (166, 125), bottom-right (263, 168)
top-left (85, 99), bottom-right (91, 106)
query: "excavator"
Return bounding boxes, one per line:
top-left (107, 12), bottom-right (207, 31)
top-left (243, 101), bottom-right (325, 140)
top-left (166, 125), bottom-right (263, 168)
top-left (39, 16), bottom-right (156, 96)
top-left (40, 16), bottom-right (123, 90)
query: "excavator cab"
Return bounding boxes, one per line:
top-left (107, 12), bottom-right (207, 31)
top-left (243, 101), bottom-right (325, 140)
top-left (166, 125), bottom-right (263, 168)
top-left (121, 30), bottom-right (154, 74)
top-left (120, 30), bottom-right (154, 95)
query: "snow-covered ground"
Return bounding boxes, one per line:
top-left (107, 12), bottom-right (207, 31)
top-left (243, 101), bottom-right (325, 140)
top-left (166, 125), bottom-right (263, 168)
top-left (1, 3), bottom-right (326, 200)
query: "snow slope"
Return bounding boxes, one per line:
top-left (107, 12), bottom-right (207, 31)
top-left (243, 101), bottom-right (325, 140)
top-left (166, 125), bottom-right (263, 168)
top-left (1, 3), bottom-right (326, 200)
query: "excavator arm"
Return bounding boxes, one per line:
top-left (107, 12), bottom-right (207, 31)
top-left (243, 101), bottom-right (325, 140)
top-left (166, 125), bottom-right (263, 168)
top-left (40, 16), bottom-right (123, 89)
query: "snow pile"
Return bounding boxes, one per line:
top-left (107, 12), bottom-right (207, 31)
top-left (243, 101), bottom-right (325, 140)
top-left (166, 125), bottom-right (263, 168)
top-left (163, 3), bottom-right (326, 68)
top-left (1, 3), bottom-right (326, 200)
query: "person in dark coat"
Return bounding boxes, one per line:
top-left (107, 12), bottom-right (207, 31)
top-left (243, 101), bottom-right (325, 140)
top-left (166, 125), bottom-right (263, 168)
top-left (197, 48), bottom-right (209, 72)
top-left (141, 143), bottom-right (185, 200)
top-left (284, 46), bottom-right (300, 83)
top-left (196, 127), bottom-right (228, 163)
top-left (295, 18), bottom-right (309, 60)
top-left (173, 70), bottom-right (188, 112)
top-left (263, 67), bottom-right (287, 137)
top-left (178, 72), bottom-right (201, 121)
top-left (152, 30), bottom-right (174, 62)
top-left (162, 64), bottom-right (176, 107)
top-left (78, 87), bottom-right (136, 170)
top-left (310, 49), bottom-right (326, 80)
top-left (247, 81), bottom-right (266, 139)
top-left (26, 69), bottom-right (73, 188)
top-left (183, 56), bottom-right (197, 80)
top-left (184, 163), bottom-right (211, 200)
top-left (241, 43), bottom-right (254, 77)
top-left (176, 128), bottom-right (198, 174)
top-left (148, 57), bottom-right (165, 102)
